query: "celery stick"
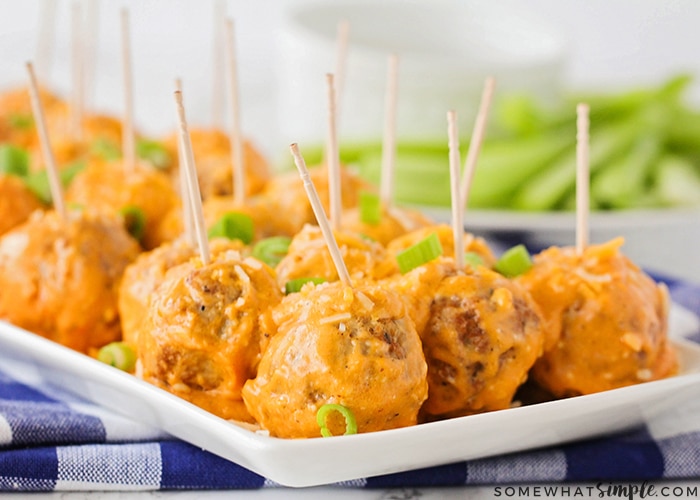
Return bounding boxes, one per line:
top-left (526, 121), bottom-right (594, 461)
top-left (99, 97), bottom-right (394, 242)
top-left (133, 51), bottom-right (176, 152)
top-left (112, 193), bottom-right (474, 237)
top-left (666, 108), bottom-right (700, 156)
top-left (590, 133), bottom-right (663, 209)
top-left (567, 73), bottom-right (692, 122)
top-left (468, 129), bottom-right (574, 208)
top-left (355, 149), bottom-right (451, 206)
top-left (510, 120), bottom-right (640, 211)
top-left (653, 155), bottom-right (700, 207)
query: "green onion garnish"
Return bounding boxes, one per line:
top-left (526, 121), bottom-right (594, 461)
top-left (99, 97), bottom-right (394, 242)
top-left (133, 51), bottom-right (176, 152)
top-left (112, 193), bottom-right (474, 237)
top-left (359, 191), bottom-right (381, 225)
top-left (395, 233), bottom-right (443, 274)
top-left (136, 138), bottom-right (171, 170)
top-left (23, 161), bottom-right (86, 204)
top-left (119, 205), bottom-right (147, 242)
top-left (7, 113), bottom-right (34, 130)
top-left (0, 144), bottom-right (29, 177)
top-left (316, 403), bottom-right (358, 437)
top-left (91, 138), bottom-right (122, 161)
top-left (284, 277), bottom-right (326, 295)
top-left (252, 236), bottom-right (292, 267)
top-left (97, 341), bottom-right (137, 372)
top-left (207, 212), bottom-right (255, 244)
top-left (97, 342), bottom-right (136, 372)
top-left (464, 252), bottom-right (485, 270)
top-left (494, 244), bottom-right (533, 278)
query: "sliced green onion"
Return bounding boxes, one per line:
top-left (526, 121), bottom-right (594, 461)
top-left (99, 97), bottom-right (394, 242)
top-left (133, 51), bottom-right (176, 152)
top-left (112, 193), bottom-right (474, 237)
top-left (252, 236), bottom-right (291, 267)
top-left (97, 341), bottom-right (137, 372)
top-left (284, 277), bottom-right (326, 295)
top-left (208, 211), bottom-right (255, 244)
top-left (119, 205), bottom-right (147, 242)
top-left (23, 161), bottom-right (86, 204)
top-left (464, 251), bottom-right (485, 270)
top-left (0, 144), bottom-right (29, 177)
top-left (494, 244), bottom-right (533, 278)
top-left (359, 191), bottom-right (381, 225)
top-left (7, 113), bottom-right (34, 130)
top-left (91, 138), bottom-right (122, 161)
top-left (137, 138), bottom-right (171, 170)
top-left (395, 233), bottom-right (443, 274)
top-left (316, 403), bottom-right (358, 437)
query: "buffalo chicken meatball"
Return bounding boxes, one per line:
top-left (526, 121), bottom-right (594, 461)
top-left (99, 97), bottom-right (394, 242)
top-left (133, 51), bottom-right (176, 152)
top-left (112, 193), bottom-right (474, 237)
top-left (138, 249), bottom-right (282, 422)
top-left (517, 237), bottom-right (677, 397)
top-left (0, 208), bottom-right (140, 353)
top-left (242, 280), bottom-right (428, 438)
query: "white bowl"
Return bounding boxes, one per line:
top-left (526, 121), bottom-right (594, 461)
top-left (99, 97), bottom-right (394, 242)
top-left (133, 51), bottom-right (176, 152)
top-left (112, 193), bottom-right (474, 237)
top-left (276, 0), bottom-right (569, 147)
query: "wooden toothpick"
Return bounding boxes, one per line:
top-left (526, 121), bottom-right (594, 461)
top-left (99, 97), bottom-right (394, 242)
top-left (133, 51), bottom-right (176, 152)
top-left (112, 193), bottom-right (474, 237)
top-left (576, 103), bottom-right (590, 255)
top-left (460, 76), bottom-right (496, 215)
top-left (70, 1), bottom-right (84, 141)
top-left (174, 78), bottom-right (195, 247)
top-left (379, 53), bottom-right (399, 207)
top-left (174, 90), bottom-right (211, 265)
top-left (211, 0), bottom-right (226, 128)
top-left (325, 73), bottom-right (342, 230)
top-left (448, 110), bottom-right (464, 270)
top-left (224, 18), bottom-right (246, 205)
top-left (26, 62), bottom-right (66, 218)
top-left (121, 8), bottom-right (136, 171)
top-left (290, 143), bottom-right (352, 287)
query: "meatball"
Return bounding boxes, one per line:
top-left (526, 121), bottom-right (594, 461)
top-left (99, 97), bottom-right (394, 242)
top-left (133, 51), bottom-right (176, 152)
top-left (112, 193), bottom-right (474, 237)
top-left (517, 237), bottom-right (677, 397)
top-left (0, 208), bottom-right (140, 354)
top-left (163, 128), bottom-right (271, 200)
top-left (154, 194), bottom-right (277, 246)
top-left (340, 204), bottom-right (432, 246)
top-left (0, 87), bottom-right (66, 149)
top-left (66, 159), bottom-right (179, 250)
top-left (261, 165), bottom-right (372, 237)
top-left (119, 237), bottom-right (246, 350)
top-left (418, 263), bottom-right (545, 420)
top-left (138, 249), bottom-right (282, 422)
top-left (275, 224), bottom-right (386, 288)
top-left (242, 280), bottom-right (428, 438)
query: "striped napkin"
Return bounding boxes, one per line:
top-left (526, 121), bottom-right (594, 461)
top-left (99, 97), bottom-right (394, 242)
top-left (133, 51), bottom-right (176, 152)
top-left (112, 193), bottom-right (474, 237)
top-left (1, 273), bottom-right (699, 492)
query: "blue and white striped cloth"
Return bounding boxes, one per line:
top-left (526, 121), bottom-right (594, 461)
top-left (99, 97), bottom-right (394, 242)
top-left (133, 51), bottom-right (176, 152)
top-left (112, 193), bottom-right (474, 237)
top-left (1, 272), bottom-right (699, 492)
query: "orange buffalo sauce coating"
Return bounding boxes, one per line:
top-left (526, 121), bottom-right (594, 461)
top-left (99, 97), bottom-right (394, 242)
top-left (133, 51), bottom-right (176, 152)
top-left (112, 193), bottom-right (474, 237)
top-left (517, 237), bottom-right (677, 397)
top-left (138, 250), bottom-right (282, 423)
top-left (163, 128), bottom-right (271, 200)
top-left (0, 175), bottom-right (44, 236)
top-left (386, 257), bottom-right (545, 419)
top-left (66, 159), bottom-right (179, 250)
top-left (260, 165), bottom-right (372, 237)
top-left (419, 265), bottom-right (545, 419)
top-left (154, 195), bottom-right (277, 246)
top-left (242, 280), bottom-right (428, 438)
top-left (274, 224), bottom-right (386, 288)
top-left (0, 87), bottom-right (67, 149)
top-left (340, 204), bottom-right (433, 246)
top-left (119, 237), bottom-right (247, 351)
top-left (0, 209), bottom-right (140, 354)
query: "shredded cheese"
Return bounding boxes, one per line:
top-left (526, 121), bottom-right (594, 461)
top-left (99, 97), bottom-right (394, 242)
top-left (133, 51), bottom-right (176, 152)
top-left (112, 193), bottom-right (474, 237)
top-left (356, 291), bottom-right (375, 311)
top-left (319, 312), bottom-right (353, 325)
